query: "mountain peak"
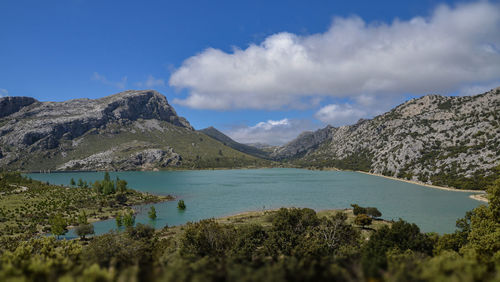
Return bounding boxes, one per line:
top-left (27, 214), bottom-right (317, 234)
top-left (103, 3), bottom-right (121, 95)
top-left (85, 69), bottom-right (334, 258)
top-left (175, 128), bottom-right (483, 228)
top-left (0, 91), bottom-right (193, 152)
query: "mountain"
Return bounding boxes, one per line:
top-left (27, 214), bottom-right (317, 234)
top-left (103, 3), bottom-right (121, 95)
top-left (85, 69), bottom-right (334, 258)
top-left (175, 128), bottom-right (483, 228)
top-left (198, 127), bottom-right (270, 159)
top-left (244, 142), bottom-right (275, 150)
top-left (0, 90), bottom-right (269, 171)
top-left (273, 87), bottom-right (500, 190)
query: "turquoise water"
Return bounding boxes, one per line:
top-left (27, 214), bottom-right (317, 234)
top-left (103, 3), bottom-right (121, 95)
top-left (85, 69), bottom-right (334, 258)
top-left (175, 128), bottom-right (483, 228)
top-left (28, 168), bottom-right (483, 237)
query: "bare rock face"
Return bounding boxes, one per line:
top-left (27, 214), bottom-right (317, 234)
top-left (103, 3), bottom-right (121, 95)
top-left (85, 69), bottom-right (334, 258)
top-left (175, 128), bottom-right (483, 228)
top-left (271, 126), bottom-right (335, 159)
top-left (274, 87), bottom-right (500, 189)
top-left (0, 97), bottom-right (37, 118)
top-left (57, 147), bottom-right (181, 171)
top-left (0, 90), bottom-right (194, 170)
top-left (0, 90), bottom-right (193, 150)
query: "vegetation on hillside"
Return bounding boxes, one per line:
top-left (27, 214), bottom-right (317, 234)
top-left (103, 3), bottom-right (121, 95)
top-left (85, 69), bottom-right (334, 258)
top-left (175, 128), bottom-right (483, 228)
top-left (293, 149), bottom-right (374, 172)
top-left (5, 120), bottom-right (272, 171)
top-left (199, 126), bottom-right (271, 159)
top-left (0, 172), bottom-right (172, 238)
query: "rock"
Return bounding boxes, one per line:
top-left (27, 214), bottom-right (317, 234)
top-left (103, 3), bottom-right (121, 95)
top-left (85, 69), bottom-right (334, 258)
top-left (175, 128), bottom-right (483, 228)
top-left (57, 147), bottom-right (181, 171)
top-left (274, 87), bottom-right (500, 188)
top-left (0, 96), bottom-right (37, 118)
top-left (271, 125), bottom-right (334, 159)
top-left (0, 90), bottom-right (197, 170)
top-left (0, 90), bottom-right (193, 151)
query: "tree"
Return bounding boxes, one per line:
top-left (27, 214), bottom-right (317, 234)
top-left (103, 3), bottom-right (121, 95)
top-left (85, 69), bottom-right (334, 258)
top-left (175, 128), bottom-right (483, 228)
top-left (115, 193), bottom-right (127, 204)
top-left (77, 178), bottom-right (84, 188)
top-left (104, 171), bottom-right (111, 182)
top-left (115, 213), bottom-right (123, 229)
top-left (93, 181), bottom-right (102, 194)
top-left (116, 179), bottom-right (127, 193)
top-left (78, 211), bottom-right (88, 225)
top-left (102, 180), bottom-right (115, 195)
top-left (351, 204), bottom-right (367, 215)
top-left (75, 223), bottom-right (94, 240)
top-left (70, 178), bottom-right (75, 186)
top-left (366, 207), bottom-right (382, 218)
top-left (123, 210), bottom-right (135, 228)
top-left (354, 214), bottom-right (372, 228)
top-left (316, 212), bottom-right (359, 251)
top-left (49, 213), bottom-right (68, 238)
top-left (178, 200), bottom-right (186, 210)
top-left (148, 206), bottom-right (157, 220)
top-left (362, 219), bottom-right (434, 278)
top-left (127, 223), bottom-right (155, 240)
top-left (462, 177), bottom-right (500, 260)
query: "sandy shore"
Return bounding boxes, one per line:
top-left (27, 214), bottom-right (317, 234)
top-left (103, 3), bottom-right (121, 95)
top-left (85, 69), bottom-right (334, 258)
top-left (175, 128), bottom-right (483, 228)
top-left (469, 194), bottom-right (489, 203)
top-left (356, 171), bottom-right (488, 201)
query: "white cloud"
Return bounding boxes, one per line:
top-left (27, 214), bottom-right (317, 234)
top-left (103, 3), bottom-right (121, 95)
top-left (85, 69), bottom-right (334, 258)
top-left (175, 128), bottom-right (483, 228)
top-left (457, 81), bottom-right (500, 96)
top-left (315, 104), bottom-right (366, 125)
top-left (91, 72), bottom-right (128, 89)
top-left (226, 118), bottom-right (318, 145)
top-left (135, 75), bottom-right (165, 88)
top-left (0, 89), bottom-right (7, 97)
top-left (170, 2), bottom-right (500, 110)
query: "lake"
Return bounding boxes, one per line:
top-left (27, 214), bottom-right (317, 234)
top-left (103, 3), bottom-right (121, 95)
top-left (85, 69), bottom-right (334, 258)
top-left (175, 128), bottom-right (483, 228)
top-left (28, 168), bottom-right (483, 237)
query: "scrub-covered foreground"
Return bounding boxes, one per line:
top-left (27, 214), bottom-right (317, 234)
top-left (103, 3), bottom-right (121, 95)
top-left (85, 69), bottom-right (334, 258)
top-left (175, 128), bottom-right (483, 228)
top-left (0, 171), bottom-right (499, 281)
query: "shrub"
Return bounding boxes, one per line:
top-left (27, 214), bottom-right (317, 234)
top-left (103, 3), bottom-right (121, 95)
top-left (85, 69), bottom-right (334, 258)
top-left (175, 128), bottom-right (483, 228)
top-left (354, 214), bottom-right (372, 228)
top-left (178, 200), bottom-right (186, 210)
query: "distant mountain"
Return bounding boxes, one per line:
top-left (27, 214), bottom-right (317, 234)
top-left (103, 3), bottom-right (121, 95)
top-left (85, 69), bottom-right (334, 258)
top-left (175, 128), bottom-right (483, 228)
top-left (0, 90), bottom-right (269, 171)
top-left (273, 88), bottom-right (500, 190)
top-left (198, 127), bottom-right (270, 159)
top-left (244, 142), bottom-right (276, 150)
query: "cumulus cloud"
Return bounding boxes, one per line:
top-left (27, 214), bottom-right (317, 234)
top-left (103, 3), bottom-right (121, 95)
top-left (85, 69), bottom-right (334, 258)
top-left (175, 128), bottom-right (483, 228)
top-left (226, 118), bottom-right (318, 145)
top-left (0, 89), bottom-right (7, 97)
top-left (170, 2), bottom-right (500, 110)
top-left (135, 75), bottom-right (165, 88)
top-left (315, 104), bottom-right (366, 126)
top-left (92, 72), bottom-right (128, 89)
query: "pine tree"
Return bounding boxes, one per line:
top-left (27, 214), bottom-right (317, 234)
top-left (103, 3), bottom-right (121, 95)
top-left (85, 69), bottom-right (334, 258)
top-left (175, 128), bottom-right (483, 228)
top-left (50, 213), bottom-right (68, 238)
top-left (149, 206), bottom-right (157, 220)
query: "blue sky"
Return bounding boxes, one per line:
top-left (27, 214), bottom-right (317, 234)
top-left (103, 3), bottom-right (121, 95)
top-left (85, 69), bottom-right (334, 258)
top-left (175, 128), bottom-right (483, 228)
top-left (1, 0), bottom-right (500, 144)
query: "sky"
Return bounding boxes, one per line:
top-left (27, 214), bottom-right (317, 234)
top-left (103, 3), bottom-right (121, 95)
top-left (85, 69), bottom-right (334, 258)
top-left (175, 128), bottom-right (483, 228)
top-left (1, 0), bottom-right (500, 145)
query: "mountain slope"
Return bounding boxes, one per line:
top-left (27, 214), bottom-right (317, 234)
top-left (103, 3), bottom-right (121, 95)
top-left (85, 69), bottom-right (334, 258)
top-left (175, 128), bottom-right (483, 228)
top-left (0, 90), bottom-right (269, 171)
top-left (199, 127), bottom-right (270, 159)
top-left (273, 88), bottom-right (500, 190)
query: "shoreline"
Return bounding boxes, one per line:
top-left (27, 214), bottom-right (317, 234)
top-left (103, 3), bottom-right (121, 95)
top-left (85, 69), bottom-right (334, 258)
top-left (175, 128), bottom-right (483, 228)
top-left (356, 171), bottom-right (487, 196)
top-left (469, 194), bottom-right (489, 203)
top-left (42, 194), bottom-right (174, 237)
top-left (25, 167), bottom-right (489, 202)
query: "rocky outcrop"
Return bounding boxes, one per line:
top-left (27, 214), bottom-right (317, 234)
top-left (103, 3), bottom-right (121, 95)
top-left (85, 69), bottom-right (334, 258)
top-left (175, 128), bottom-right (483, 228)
top-left (271, 125), bottom-right (334, 160)
top-left (0, 90), bottom-right (265, 171)
top-left (0, 90), bottom-right (193, 151)
top-left (57, 147), bottom-right (181, 171)
top-left (0, 97), bottom-right (37, 118)
top-left (275, 87), bottom-right (500, 189)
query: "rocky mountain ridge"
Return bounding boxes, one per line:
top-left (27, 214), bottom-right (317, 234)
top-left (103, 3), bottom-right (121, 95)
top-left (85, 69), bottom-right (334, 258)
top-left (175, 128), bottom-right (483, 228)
top-left (273, 88), bottom-right (500, 190)
top-left (198, 127), bottom-right (270, 159)
top-left (0, 90), bottom-right (266, 171)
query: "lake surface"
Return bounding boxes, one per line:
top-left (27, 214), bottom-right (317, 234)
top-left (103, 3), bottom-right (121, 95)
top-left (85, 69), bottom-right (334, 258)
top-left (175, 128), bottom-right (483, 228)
top-left (28, 168), bottom-right (483, 237)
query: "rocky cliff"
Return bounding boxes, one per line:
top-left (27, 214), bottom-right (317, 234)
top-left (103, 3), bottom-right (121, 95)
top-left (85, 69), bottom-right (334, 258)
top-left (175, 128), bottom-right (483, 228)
top-left (273, 88), bottom-right (500, 190)
top-left (0, 90), bottom-right (266, 171)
